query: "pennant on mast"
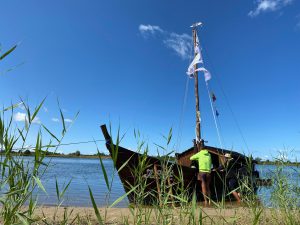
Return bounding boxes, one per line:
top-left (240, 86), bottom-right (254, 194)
top-left (186, 53), bottom-right (203, 76)
top-left (195, 67), bottom-right (212, 82)
top-left (211, 93), bottom-right (217, 102)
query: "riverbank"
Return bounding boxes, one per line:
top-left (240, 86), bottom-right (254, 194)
top-left (13, 206), bottom-right (299, 224)
top-left (0, 153), bottom-right (111, 159)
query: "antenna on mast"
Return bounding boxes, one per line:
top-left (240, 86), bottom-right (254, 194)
top-left (190, 22), bottom-right (203, 28)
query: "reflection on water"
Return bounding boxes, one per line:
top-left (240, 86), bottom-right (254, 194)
top-left (11, 157), bottom-right (300, 208)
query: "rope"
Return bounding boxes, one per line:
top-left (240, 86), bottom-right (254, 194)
top-left (205, 81), bottom-right (224, 150)
top-left (200, 42), bottom-right (250, 153)
top-left (175, 37), bottom-right (195, 152)
top-left (9, 139), bottom-right (105, 152)
top-left (175, 76), bottom-right (190, 152)
top-left (195, 30), bottom-right (223, 148)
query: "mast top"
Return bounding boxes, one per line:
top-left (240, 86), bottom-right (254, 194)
top-left (190, 22), bottom-right (203, 28)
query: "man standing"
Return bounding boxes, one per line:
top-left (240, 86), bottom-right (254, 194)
top-left (190, 149), bottom-right (212, 206)
top-left (216, 153), bottom-right (241, 203)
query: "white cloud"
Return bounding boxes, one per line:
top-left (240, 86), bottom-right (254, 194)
top-left (64, 118), bottom-right (73, 123)
top-left (249, 0), bottom-right (293, 17)
top-left (139, 24), bottom-right (163, 36)
top-left (52, 118), bottom-right (59, 122)
top-left (32, 117), bottom-right (41, 124)
top-left (14, 112), bottom-right (41, 124)
top-left (52, 118), bottom-right (72, 123)
top-left (138, 24), bottom-right (192, 59)
top-left (163, 33), bottom-right (192, 59)
top-left (14, 112), bottom-right (26, 122)
top-left (43, 107), bottom-right (48, 113)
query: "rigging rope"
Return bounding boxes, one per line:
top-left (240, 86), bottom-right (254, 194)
top-left (197, 32), bottom-right (224, 149)
top-left (205, 81), bottom-right (224, 150)
top-left (10, 139), bottom-right (105, 152)
top-left (175, 73), bottom-right (190, 152)
top-left (175, 43), bottom-right (195, 153)
top-left (201, 42), bottom-right (250, 152)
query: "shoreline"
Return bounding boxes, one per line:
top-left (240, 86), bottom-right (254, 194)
top-left (23, 205), bottom-right (300, 224)
top-left (0, 153), bottom-right (111, 159)
top-left (1, 153), bottom-right (299, 165)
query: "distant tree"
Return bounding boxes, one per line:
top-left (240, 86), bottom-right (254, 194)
top-left (96, 151), bottom-right (108, 156)
top-left (23, 149), bottom-right (31, 156)
top-left (45, 151), bottom-right (51, 155)
top-left (75, 150), bottom-right (80, 156)
top-left (254, 157), bottom-right (262, 163)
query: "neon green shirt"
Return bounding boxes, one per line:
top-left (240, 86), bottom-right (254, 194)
top-left (190, 149), bottom-right (212, 173)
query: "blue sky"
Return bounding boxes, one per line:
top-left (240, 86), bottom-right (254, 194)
top-left (0, 0), bottom-right (299, 160)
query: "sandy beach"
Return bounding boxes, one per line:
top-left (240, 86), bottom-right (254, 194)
top-left (20, 205), bottom-right (297, 225)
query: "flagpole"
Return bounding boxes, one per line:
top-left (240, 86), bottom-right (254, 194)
top-left (192, 28), bottom-right (202, 151)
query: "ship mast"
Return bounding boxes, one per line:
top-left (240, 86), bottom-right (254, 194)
top-left (192, 25), bottom-right (202, 151)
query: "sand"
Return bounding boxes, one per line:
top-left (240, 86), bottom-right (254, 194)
top-left (27, 205), bottom-right (294, 224)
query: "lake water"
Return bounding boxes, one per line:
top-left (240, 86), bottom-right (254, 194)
top-left (35, 157), bottom-right (128, 207)
top-left (12, 157), bottom-right (300, 207)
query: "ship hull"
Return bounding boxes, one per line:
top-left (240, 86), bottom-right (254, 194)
top-left (100, 124), bottom-right (259, 204)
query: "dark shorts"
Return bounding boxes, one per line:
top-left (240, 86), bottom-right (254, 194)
top-left (198, 172), bottom-right (211, 182)
top-left (228, 178), bottom-right (238, 190)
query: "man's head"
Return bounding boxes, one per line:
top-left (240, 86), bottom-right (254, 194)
top-left (224, 153), bottom-right (233, 160)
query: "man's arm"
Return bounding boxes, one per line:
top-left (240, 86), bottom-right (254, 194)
top-left (190, 152), bottom-right (200, 161)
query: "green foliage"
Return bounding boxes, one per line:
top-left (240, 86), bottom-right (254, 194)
top-left (0, 99), bottom-right (70, 224)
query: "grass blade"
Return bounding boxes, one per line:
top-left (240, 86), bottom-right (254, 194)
top-left (42, 125), bottom-right (60, 143)
top-left (0, 44), bottom-right (17, 61)
top-left (31, 97), bottom-right (46, 122)
top-left (55, 178), bottom-right (60, 201)
top-left (60, 178), bottom-right (72, 200)
top-left (2, 101), bottom-right (23, 112)
top-left (109, 185), bottom-right (138, 208)
top-left (88, 186), bottom-right (103, 225)
top-left (33, 176), bottom-right (47, 194)
top-left (16, 213), bottom-right (29, 225)
top-left (167, 127), bottom-right (172, 145)
top-left (117, 155), bottom-right (134, 173)
top-left (97, 150), bottom-right (109, 190)
top-left (57, 99), bottom-right (66, 136)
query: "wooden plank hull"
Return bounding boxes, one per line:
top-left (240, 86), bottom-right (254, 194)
top-left (100, 125), bottom-right (259, 204)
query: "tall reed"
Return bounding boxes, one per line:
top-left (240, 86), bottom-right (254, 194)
top-left (0, 99), bottom-right (70, 224)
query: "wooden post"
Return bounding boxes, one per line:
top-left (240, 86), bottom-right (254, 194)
top-left (192, 29), bottom-right (201, 151)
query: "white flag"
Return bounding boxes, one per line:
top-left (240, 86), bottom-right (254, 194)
top-left (195, 67), bottom-right (211, 82)
top-left (194, 33), bottom-right (200, 55)
top-left (194, 33), bottom-right (204, 65)
top-left (186, 53), bottom-right (203, 76)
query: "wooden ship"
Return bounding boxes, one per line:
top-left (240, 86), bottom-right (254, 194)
top-left (100, 23), bottom-right (262, 204)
